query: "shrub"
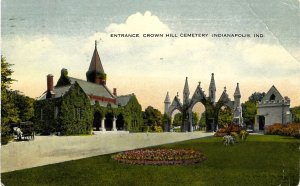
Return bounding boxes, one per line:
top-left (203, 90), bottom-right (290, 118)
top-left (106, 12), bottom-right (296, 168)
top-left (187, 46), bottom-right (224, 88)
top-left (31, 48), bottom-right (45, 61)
top-left (265, 123), bottom-right (300, 138)
top-left (1, 123), bottom-right (14, 145)
top-left (214, 124), bottom-right (242, 137)
top-left (226, 124), bottom-right (242, 133)
top-left (154, 126), bottom-right (163, 132)
top-left (214, 132), bottom-right (227, 137)
top-left (230, 132), bottom-right (238, 141)
top-left (239, 130), bottom-right (249, 141)
top-left (174, 128), bottom-right (181, 132)
top-left (265, 123), bottom-right (284, 135)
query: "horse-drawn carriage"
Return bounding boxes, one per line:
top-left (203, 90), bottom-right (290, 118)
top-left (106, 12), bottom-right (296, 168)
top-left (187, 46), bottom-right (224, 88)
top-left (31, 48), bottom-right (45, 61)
top-left (12, 121), bottom-right (35, 140)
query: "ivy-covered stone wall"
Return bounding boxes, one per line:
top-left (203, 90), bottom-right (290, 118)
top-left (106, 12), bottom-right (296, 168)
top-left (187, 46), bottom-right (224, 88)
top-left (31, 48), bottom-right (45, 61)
top-left (122, 95), bottom-right (143, 132)
top-left (34, 97), bottom-right (62, 134)
top-left (59, 83), bottom-right (93, 135)
top-left (35, 83), bottom-right (93, 135)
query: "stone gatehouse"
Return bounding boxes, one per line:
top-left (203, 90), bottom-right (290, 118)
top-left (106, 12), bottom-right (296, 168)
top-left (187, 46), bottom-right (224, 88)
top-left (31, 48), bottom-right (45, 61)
top-left (35, 41), bottom-right (143, 135)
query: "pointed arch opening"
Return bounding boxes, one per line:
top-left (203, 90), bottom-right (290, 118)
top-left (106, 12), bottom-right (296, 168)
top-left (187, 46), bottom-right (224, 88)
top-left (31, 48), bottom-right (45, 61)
top-left (270, 94), bottom-right (276, 101)
top-left (169, 109), bottom-right (181, 132)
top-left (191, 102), bottom-right (205, 131)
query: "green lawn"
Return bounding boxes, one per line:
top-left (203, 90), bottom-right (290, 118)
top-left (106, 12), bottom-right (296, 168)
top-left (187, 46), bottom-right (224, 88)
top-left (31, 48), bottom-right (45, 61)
top-left (2, 135), bottom-right (300, 186)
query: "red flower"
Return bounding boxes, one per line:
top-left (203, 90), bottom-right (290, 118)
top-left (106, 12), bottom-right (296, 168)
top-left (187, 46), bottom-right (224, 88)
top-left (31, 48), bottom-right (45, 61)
top-left (112, 148), bottom-right (206, 165)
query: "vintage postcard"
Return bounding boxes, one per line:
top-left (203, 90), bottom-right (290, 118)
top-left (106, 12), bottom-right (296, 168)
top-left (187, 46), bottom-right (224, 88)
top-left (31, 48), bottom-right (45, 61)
top-left (1, 0), bottom-right (300, 185)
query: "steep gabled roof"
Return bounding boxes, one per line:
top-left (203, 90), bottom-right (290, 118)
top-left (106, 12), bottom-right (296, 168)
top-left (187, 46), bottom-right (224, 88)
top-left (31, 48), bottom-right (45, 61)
top-left (69, 77), bottom-right (114, 99)
top-left (38, 85), bottom-right (72, 100)
top-left (116, 94), bottom-right (134, 106)
top-left (262, 85), bottom-right (284, 102)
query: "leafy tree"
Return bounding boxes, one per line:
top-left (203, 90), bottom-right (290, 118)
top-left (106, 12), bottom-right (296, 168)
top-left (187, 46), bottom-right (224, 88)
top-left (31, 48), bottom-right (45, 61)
top-left (1, 56), bottom-right (35, 144)
top-left (173, 113), bottom-right (182, 127)
top-left (218, 107), bottom-right (233, 127)
top-left (291, 106), bottom-right (300, 123)
top-left (242, 101), bottom-right (257, 126)
top-left (172, 112), bottom-right (199, 127)
top-left (1, 90), bottom-right (20, 125)
top-left (1, 56), bottom-right (19, 125)
top-left (143, 106), bottom-right (162, 131)
top-left (1, 56), bottom-right (19, 144)
top-left (248, 92), bottom-right (266, 103)
top-left (192, 112), bottom-right (199, 126)
top-left (1, 56), bottom-right (14, 90)
top-left (11, 90), bottom-right (35, 121)
top-left (199, 112), bottom-right (206, 128)
top-left (242, 92), bottom-right (265, 126)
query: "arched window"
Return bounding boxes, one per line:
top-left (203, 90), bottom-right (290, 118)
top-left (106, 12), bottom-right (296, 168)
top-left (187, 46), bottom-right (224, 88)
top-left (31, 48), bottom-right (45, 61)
top-left (270, 94), bottom-right (276, 101)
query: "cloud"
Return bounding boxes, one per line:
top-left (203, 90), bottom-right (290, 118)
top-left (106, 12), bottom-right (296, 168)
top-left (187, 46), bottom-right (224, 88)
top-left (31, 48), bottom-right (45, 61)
top-left (105, 11), bottom-right (170, 34)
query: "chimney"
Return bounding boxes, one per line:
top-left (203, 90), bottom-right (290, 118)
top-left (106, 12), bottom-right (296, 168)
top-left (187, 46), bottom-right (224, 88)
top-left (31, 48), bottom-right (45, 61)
top-left (46, 74), bottom-right (55, 99)
top-left (47, 74), bottom-right (54, 92)
top-left (113, 88), bottom-right (117, 96)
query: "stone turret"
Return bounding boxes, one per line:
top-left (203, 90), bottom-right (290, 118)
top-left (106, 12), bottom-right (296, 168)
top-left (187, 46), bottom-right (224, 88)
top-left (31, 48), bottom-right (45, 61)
top-left (183, 77), bottom-right (190, 105)
top-left (209, 73), bottom-right (216, 103)
top-left (234, 83), bottom-right (241, 108)
top-left (164, 92), bottom-right (171, 114)
top-left (232, 83), bottom-right (243, 125)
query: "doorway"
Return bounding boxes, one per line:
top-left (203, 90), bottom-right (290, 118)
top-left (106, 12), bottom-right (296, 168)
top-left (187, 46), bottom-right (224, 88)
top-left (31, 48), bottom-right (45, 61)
top-left (258, 116), bottom-right (265, 130)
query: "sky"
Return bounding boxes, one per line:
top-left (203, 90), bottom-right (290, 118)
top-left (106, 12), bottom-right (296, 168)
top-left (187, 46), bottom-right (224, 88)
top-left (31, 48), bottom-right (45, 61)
top-left (2, 0), bottom-right (300, 113)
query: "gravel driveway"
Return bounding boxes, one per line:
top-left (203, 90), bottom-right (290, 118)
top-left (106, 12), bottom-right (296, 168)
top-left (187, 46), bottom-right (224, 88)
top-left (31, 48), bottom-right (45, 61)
top-left (1, 131), bottom-right (213, 173)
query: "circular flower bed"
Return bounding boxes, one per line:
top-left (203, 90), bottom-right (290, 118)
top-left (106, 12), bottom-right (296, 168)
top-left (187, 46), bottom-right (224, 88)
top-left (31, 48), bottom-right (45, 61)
top-left (112, 149), bottom-right (206, 165)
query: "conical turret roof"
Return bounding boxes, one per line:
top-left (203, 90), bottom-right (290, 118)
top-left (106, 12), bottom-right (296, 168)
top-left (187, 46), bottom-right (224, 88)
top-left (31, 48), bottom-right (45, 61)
top-left (183, 77), bottom-right (190, 95)
top-left (164, 92), bottom-right (171, 103)
top-left (234, 83), bottom-right (241, 97)
top-left (209, 73), bottom-right (216, 91)
top-left (87, 40), bottom-right (105, 74)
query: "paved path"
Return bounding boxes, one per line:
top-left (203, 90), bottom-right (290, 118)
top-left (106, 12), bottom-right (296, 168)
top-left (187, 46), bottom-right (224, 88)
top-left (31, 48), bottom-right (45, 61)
top-left (1, 131), bottom-right (213, 173)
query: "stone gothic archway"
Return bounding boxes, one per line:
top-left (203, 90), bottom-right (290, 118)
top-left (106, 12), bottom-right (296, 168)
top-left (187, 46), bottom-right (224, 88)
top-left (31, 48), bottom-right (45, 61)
top-left (164, 75), bottom-right (242, 132)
